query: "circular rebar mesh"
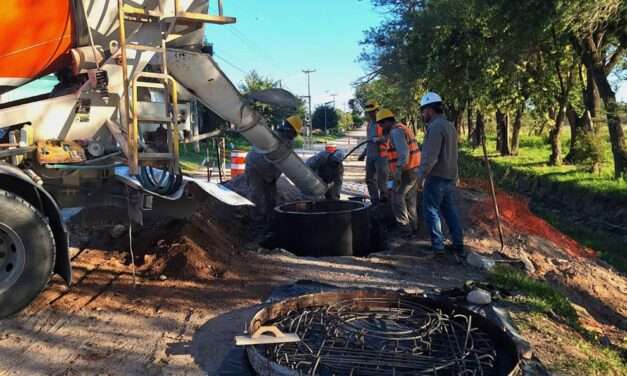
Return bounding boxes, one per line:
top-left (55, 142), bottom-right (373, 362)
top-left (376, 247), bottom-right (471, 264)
top-left (259, 297), bottom-right (498, 375)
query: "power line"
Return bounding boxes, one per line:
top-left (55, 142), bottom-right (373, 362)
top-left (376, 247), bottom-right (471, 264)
top-left (214, 53), bottom-right (249, 75)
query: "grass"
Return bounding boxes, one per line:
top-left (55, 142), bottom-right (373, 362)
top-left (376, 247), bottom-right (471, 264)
top-left (514, 312), bottom-right (627, 376)
top-left (178, 129), bottom-right (341, 172)
top-left (312, 129), bottom-right (345, 144)
top-left (178, 133), bottom-right (253, 172)
top-left (489, 265), bottom-right (627, 374)
top-left (532, 205), bottom-right (627, 274)
top-left (458, 126), bottom-right (627, 273)
top-left (461, 130), bottom-right (627, 198)
top-left (488, 265), bottom-right (579, 327)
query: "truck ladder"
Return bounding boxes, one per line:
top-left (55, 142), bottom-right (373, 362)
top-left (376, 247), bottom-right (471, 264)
top-left (116, 0), bottom-right (236, 177)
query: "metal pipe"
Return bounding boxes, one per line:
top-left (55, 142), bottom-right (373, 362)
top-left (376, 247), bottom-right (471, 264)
top-left (167, 50), bottom-right (327, 197)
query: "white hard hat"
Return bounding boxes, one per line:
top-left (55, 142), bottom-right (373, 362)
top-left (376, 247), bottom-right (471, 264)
top-left (420, 92), bottom-right (443, 109)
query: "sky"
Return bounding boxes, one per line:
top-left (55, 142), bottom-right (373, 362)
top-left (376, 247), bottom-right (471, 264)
top-left (2, 1), bottom-right (625, 106)
top-left (204, 0), bottom-right (385, 112)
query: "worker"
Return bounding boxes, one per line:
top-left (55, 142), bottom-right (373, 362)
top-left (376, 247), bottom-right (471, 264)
top-left (306, 144), bottom-right (345, 200)
top-left (377, 109), bottom-right (420, 236)
top-left (416, 92), bottom-right (464, 259)
top-left (358, 100), bottom-right (389, 205)
top-left (245, 115), bottom-right (303, 224)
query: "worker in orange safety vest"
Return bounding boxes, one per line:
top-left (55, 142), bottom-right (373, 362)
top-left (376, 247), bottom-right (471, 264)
top-left (377, 108), bottom-right (421, 236)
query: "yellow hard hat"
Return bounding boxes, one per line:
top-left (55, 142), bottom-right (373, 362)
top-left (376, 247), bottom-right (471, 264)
top-left (285, 115), bottom-right (303, 133)
top-left (364, 100), bottom-right (380, 113)
top-left (376, 108), bottom-right (395, 123)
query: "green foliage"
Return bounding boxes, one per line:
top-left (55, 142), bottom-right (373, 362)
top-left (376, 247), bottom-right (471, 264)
top-left (460, 128), bottom-right (627, 197)
top-left (569, 131), bottom-right (606, 170)
top-left (361, 0), bottom-right (626, 172)
top-left (239, 70), bottom-right (304, 128)
top-left (312, 105), bottom-right (339, 131)
top-left (488, 266), bottom-right (579, 327)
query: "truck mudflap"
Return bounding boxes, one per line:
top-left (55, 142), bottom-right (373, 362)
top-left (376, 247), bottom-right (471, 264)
top-left (0, 164), bottom-right (71, 285)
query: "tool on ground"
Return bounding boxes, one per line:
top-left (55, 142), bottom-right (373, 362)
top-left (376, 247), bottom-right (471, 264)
top-left (481, 133), bottom-right (505, 253)
top-left (235, 325), bottom-right (300, 346)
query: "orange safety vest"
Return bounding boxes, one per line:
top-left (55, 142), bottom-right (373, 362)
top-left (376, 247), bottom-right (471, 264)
top-left (376, 124), bottom-right (389, 158)
top-left (387, 123), bottom-right (420, 173)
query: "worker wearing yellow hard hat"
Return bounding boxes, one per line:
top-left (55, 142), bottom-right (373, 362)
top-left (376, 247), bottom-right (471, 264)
top-left (377, 108), bottom-right (420, 237)
top-left (358, 99), bottom-right (390, 205)
top-left (275, 115), bottom-right (303, 141)
top-left (245, 114), bottom-right (303, 226)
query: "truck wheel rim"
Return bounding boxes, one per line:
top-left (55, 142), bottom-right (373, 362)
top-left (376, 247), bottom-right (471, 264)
top-left (0, 223), bottom-right (26, 294)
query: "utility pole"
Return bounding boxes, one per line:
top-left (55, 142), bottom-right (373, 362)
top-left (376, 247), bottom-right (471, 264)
top-left (302, 69), bottom-right (316, 148)
top-left (323, 100), bottom-right (334, 134)
top-left (330, 93), bottom-right (337, 109)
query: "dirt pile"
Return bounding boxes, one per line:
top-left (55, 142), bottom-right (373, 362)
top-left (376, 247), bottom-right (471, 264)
top-left (463, 180), bottom-right (595, 258)
top-left (68, 196), bottom-right (249, 282)
top-left (460, 179), bottom-right (627, 332)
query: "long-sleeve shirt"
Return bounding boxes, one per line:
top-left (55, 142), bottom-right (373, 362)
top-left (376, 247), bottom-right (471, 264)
top-left (306, 151), bottom-right (344, 199)
top-left (361, 120), bottom-right (383, 161)
top-left (390, 126), bottom-right (409, 170)
top-left (417, 114), bottom-right (458, 180)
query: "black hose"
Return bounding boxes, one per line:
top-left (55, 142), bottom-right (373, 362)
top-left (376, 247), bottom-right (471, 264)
top-left (342, 140), bottom-right (369, 161)
top-left (138, 166), bottom-right (183, 195)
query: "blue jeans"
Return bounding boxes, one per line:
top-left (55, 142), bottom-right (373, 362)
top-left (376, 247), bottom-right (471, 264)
top-left (422, 176), bottom-right (464, 251)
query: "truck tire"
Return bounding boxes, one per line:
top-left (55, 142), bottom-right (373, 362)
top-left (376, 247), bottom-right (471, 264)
top-left (0, 189), bottom-right (55, 318)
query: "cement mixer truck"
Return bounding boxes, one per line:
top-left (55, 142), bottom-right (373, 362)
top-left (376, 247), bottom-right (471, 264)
top-left (0, 0), bottom-right (327, 318)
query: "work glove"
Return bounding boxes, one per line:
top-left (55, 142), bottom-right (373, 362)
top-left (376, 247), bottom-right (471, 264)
top-left (393, 170), bottom-right (403, 192)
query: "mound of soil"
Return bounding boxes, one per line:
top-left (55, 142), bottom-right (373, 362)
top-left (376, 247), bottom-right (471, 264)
top-left (463, 180), bottom-right (595, 258)
top-left (460, 179), bottom-right (627, 332)
top-left (68, 196), bottom-right (250, 282)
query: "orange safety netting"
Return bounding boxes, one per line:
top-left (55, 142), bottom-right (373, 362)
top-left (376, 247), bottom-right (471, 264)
top-left (463, 179), bottom-right (596, 258)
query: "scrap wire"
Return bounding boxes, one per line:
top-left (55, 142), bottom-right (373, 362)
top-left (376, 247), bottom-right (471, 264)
top-left (260, 298), bottom-right (497, 376)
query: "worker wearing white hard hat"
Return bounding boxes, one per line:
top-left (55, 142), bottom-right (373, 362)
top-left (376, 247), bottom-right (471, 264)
top-left (417, 92), bottom-right (465, 261)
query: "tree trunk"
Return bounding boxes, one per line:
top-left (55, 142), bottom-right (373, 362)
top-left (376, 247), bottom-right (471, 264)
top-left (472, 110), bottom-right (485, 148)
top-left (575, 33), bottom-right (627, 179)
top-left (588, 64), bottom-right (627, 179)
top-left (584, 68), bottom-right (601, 120)
top-left (496, 110), bottom-right (511, 156)
top-left (467, 105), bottom-right (474, 141)
top-left (510, 105), bottom-right (523, 155)
top-left (564, 104), bottom-right (588, 163)
top-left (549, 103), bottom-right (567, 166)
top-left (455, 110), bottom-right (464, 139)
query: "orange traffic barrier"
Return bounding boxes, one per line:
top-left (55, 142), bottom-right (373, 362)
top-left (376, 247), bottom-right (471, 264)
top-left (230, 150), bottom-right (247, 177)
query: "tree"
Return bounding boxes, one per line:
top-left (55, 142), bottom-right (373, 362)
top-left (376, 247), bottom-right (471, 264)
top-left (312, 105), bottom-right (339, 131)
top-left (239, 70), bottom-right (304, 128)
top-left (361, 0), bottom-right (626, 173)
top-left (563, 0), bottom-right (627, 178)
top-left (348, 99), bottom-right (364, 127)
